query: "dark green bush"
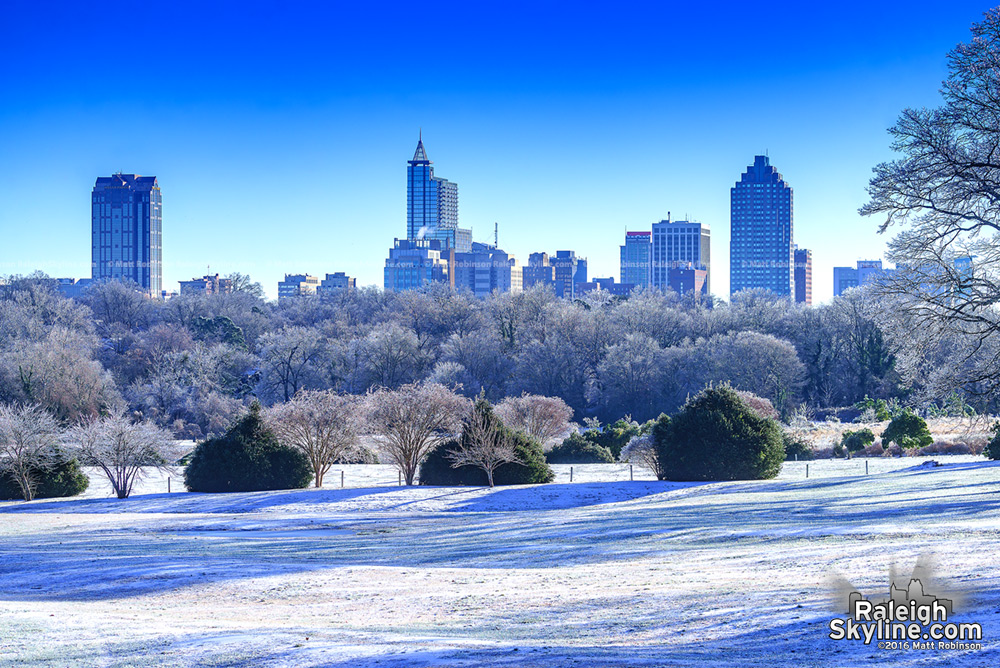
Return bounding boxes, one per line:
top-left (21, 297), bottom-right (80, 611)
top-left (584, 419), bottom-right (641, 460)
top-left (984, 421), bottom-right (1000, 460)
top-left (0, 452), bottom-right (90, 501)
top-left (854, 395), bottom-right (890, 422)
top-left (546, 433), bottom-right (614, 464)
top-left (654, 386), bottom-right (785, 481)
top-left (419, 405), bottom-right (554, 486)
top-left (184, 403), bottom-right (312, 492)
top-left (881, 410), bottom-right (933, 450)
top-left (841, 428), bottom-right (876, 454)
top-left (782, 432), bottom-right (814, 461)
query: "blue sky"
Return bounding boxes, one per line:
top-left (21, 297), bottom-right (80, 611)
top-left (0, 1), bottom-right (992, 301)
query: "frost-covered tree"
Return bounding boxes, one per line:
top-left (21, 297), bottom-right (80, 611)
top-left (494, 393), bottom-right (573, 446)
top-left (267, 390), bottom-right (364, 487)
top-left (0, 404), bottom-right (62, 501)
top-left (861, 9), bottom-right (1000, 400)
top-left (620, 432), bottom-right (662, 479)
top-left (257, 326), bottom-right (327, 403)
top-left (446, 396), bottom-right (520, 487)
top-left (595, 334), bottom-right (669, 422)
top-left (68, 409), bottom-right (179, 499)
top-left (365, 382), bottom-right (468, 485)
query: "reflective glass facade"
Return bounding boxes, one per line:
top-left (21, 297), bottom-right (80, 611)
top-left (407, 139), bottom-right (460, 245)
top-left (730, 156), bottom-right (794, 297)
top-left (91, 173), bottom-right (161, 296)
top-left (620, 231), bottom-right (651, 288)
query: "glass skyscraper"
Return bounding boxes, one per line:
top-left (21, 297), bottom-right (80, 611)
top-left (730, 156), bottom-right (794, 297)
top-left (407, 135), bottom-right (469, 251)
top-left (620, 231), bottom-right (651, 288)
top-left (91, 173), bottom-right (162, 296)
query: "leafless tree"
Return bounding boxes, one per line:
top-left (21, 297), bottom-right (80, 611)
top-left (365, 382), bottom-right (468, 485)
top-left (257, 326), bottom-right (327, 403)
top-left (68, 409), bottom-right (179, 499)
top-left (861, 10), bottom-right (1000, 398)
top-left (267, 390), bottom-right (363, 487)
top-left (447, 398), bottom-right (520, 487)
top-left (0, 404), bottom-right (62, 501)
top-left (620, 433), bottom-right (662, 479)
top-left (495, 393), bottom-right (573, 446)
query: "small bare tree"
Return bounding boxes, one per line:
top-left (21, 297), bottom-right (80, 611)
top-left (494, 393), bottom-right (573, 446)
top-left (620, 433), bottom-right (662, 479)
top-left (365, 382), bottom-right (467, 485)
top-left (267, 390), bottom-right (363, 487)
top-left (0, 404), bottom-right (62, 501)
top-left (68, 409), bottom-right (179, 499)
top-left (448, 397), bottom-right (520, 488)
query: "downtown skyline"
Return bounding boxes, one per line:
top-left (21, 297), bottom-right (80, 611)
top-left (0, 1), bottom-right (992, 301)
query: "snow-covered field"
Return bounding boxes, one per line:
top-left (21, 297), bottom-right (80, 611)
top-left (2, 458), bottom-right (999, 667)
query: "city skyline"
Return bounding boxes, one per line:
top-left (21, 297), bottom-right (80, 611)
top-left (0, 1), bottom-right (991, 300)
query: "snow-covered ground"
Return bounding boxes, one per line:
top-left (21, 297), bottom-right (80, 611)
top-left (1, 457), bottom-right (999, 666)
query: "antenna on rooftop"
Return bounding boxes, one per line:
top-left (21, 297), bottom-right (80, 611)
top-left (494, 222), bottom-right (498, 247)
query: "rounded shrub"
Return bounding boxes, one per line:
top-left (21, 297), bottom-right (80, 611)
top-left (881, 410), bottom-right (933, 451)
top-left (0, 452), bottom-right (90, 500)
top-left (419, 430), bottom-right (554, 486)
top-left (184, 403), bottom-right (312, 492)
top-left (841, 428), bottom-right (876, 455)
top-left (546, 433), bottom-right (614, 464)
top-left (654, 386), bottom-right (785, 481)
top-left (782, 432), bottom-right (814, 461)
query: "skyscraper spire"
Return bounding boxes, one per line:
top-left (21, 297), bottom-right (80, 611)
top-left (412, 132), bottom-right (429, 163)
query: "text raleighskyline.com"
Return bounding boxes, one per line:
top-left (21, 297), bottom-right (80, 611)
top-left (828, 582), bottom-right (983, 649)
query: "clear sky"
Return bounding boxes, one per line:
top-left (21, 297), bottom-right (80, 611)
top-left (0, 1), bottom-right (992, 301)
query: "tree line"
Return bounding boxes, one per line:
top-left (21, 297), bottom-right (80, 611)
top-left (0, 273), bottom-right (936, 441)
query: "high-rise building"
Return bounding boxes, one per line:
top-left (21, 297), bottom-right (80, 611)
top-left (278, 274), bottom-right (320, 299)
top-left (833, 260), bottom-right (894, 297)
top-left (406, 135), bottom-right (471, 252)
top-left (794, 248), bottom-right (813, 305)
top-left (317, 272), bottom-right (356, 295)
top-left (620, 231), bottom-right (651, 289)
top-left (730, 156), bottom-right (794, 297)
top-left (384, 238), bottom-right (453, 291)
top-left (550, 250), bottom-right (587, 299)
top-left (453, 242), bottom-right (520, 297)
top-left (522, 252), bottom-right (556, 291)
top-left (91, 173), bottom-right (162, 296)
top-left (651, 215), bottom-right (711, 295)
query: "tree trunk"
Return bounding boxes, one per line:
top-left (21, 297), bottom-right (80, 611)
top-left (486, 469), bottom-right (494, 488)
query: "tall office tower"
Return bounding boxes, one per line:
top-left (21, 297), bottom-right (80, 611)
top-left (406, 135), bottom-right (471, 252)
top-left (651, 215), bottom-right (711, 295)
top-left (550, 250), bottom-right (587, 299)
top-left (620, 231), bottom-right (651, 289)
top-left (730, 156), bottom-right (794, 297)
top-left (91, 173), bottom-right (162, 296)
top-left (793, 247), bottom-right (813, 305)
